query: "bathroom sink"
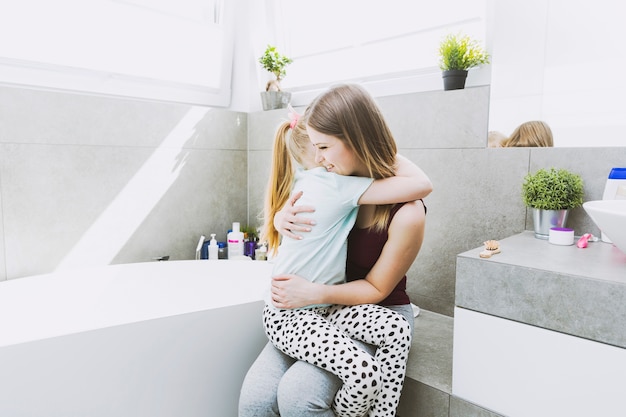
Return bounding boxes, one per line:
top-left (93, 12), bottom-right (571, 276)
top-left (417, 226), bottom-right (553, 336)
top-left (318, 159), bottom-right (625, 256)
top-left (583, 200), bottom-right (626, 254)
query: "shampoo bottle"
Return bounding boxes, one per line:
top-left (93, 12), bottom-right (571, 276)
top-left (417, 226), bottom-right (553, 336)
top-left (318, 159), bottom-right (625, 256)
top-left (208, 234), bottom-right (219, 260)
top-left (227, 222), bottom-right (244, 259)
top-left (601, 167), bottom-right (626, 242)
top-left (602, 168), bottom-right (626, 200)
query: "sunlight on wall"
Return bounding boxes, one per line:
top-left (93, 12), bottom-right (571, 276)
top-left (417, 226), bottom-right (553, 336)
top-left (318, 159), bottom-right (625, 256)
top-left (55, 107), bottom-right (210, 271)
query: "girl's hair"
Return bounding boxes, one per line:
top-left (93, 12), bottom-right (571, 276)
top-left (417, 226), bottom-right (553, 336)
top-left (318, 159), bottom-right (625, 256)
top-left (306, 83), bottom-right (398, 230)
top-left (503, 120), bottom-right (554, 147)
top-left (262, 117), bottom-right (311, 253)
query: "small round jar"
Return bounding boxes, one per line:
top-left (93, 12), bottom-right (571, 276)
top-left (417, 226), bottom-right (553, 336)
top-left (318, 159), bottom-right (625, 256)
top-left (548, 227), bottom-right (575, 245)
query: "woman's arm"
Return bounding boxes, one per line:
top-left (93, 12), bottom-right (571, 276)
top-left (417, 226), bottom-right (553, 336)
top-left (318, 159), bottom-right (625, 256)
top-left (270, 200), bottom-right (426, 308)
top-left (358, 155), bottom-right (432, 205)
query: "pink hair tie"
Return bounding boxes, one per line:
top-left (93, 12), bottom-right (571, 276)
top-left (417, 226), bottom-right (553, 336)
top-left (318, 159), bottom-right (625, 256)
top-left (288, 104), bottom-right (300, 129)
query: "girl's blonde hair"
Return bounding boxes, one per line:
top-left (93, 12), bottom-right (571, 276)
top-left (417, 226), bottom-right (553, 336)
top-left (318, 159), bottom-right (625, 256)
top-left (503, 120), bottom-right (554, 147)
top-left (262, 117), bottom-right (311, 254)
top-left (306, 84), bottom-right (398, 230)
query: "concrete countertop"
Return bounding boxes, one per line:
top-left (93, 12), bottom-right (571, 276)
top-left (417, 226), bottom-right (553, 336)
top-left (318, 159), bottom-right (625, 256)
top-left (455, 231), bottom-right (626, 349)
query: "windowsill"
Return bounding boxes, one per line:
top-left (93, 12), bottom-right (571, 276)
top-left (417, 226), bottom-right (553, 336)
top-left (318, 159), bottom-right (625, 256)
top-left (287, 66), bottom-right (490, 107)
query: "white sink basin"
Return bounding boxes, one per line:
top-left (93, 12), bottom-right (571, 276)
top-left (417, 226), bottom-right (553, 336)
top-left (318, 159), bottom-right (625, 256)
top-left (583, 200), bottom-right (626, 254)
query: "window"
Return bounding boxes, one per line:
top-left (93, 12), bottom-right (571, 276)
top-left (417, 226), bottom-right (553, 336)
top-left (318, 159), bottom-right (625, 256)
top-left (269, 0), bottom-right (487, 104)
top-left (0, 0), bottom-right (233, 106)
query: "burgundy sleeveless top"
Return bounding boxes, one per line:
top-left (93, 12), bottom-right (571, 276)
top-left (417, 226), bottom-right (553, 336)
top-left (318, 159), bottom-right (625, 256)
top-left (345, 202), bottom-right (420, 306)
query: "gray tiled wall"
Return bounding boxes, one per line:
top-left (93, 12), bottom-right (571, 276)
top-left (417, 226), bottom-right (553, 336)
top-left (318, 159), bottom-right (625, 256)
top-left (248, 87), bottom-right (626, 316)
top-left (248, 87), bottom-right (522, 316)
top-left (0, 86), bottom-right (248, 280)
top-left (1, 84), bottom-right (624, 318)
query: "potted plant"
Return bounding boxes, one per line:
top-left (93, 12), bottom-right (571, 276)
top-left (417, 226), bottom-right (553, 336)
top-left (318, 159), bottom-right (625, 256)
top-left (522, 168), bottom-right (584, 239)
top-left (438, 33), bottom-right (489, 91)
top-left (258, 45), bottom-right (293, 110)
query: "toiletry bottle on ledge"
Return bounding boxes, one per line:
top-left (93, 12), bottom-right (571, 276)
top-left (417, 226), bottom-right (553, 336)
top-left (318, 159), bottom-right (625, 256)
top-left (603, 168), bottom-right (626, 200)
top-left (196, 235), bottom-right (206, 260)
top-left (245, 240), bottom-right (257, 259)
top-left (201, 240), bottom-right (210, 259)
top-left (601, 167), bottom-right (626, 242)
top-left (217, 242), bottom-right (227, 259)
top-left (208, 234), bottom-right (219, 260)
top-left (227, 222), bottom-right (244, 259)
top-left (255, 242), bottom-right (268, 261)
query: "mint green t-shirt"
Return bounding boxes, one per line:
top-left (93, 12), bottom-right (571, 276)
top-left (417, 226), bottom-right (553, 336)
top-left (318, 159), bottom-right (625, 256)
top-left (267, 166), bottom-right (373, 309)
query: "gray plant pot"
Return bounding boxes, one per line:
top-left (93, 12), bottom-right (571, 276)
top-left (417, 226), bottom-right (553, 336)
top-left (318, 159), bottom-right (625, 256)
top-left (260, 91), bottom-right (291, 111)
top-left (532, 208), bottom-right (570, 239)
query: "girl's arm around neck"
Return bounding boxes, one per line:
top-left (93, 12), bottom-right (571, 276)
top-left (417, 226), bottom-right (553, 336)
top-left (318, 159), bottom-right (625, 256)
top-left (357, 155), bottom-right (432, 205)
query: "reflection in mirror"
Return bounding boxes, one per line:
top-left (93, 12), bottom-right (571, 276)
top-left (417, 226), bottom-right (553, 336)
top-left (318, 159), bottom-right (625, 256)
top-left (488, 0), bottom-right (626, 147)
top-left (492, 120), bottom-right (554, 148)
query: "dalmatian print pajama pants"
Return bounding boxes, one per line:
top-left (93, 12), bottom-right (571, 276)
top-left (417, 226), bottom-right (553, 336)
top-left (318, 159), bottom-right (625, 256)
top-left (262, 303), bottom-right (412, 417)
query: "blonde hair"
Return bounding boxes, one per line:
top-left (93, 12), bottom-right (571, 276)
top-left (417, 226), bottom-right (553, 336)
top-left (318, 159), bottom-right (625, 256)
top-left (488, 131), bottom-right (507, 148)
top-left (306, 84), bottom-right (398, 231)
top-left (503, 121), bottom-right (554, 147)
top-left (262, 117), bottom-right (311, 254)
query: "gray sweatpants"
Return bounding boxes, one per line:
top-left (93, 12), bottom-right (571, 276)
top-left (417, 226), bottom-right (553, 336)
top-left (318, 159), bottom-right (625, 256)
top-left (239, 304), bottom-right (414, 417)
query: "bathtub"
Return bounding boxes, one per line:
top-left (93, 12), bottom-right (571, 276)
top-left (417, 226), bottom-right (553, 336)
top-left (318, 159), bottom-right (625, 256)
top-left (0, 260), bottom-right (273, 417)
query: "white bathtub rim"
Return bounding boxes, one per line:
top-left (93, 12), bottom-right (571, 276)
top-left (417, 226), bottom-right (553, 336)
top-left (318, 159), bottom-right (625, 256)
top-left (0, 260), bottom-right (272, 347)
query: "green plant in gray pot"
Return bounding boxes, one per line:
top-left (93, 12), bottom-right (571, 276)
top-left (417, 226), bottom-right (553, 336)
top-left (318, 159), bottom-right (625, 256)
top-left (438, 32), bottom-right (489, 91)
top-left (522, 168), bottom-right (584, 239)
top-left (258, 45), bottom-right (293, 110)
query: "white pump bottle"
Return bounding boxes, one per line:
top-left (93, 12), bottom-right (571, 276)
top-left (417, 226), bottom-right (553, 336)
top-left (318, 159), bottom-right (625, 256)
top-left (208, 234), bottom-right (219, 260)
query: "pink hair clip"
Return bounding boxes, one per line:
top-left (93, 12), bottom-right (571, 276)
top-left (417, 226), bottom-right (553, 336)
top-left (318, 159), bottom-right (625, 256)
top-left (577, 233), bottom-right (594, 248)
top-left (288, 104), bottom-right (300, 129)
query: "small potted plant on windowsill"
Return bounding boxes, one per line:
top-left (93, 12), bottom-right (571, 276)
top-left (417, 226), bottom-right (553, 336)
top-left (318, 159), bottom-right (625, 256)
top-left (522, 168), bottom-right (584, 239)
top-left (438, 32), bottom-right (490, 91)
top-left (258, 45), bottom-right (293, 110)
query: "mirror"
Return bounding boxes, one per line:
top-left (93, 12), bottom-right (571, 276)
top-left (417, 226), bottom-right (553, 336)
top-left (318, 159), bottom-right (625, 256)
top-left (488, 1), bottom-right (625, 147)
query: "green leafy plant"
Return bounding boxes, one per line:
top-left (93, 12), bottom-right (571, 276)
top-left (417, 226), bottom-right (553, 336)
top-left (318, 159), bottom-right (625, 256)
top-left (241, 225), bottom-right (259, 240)
top-left (258, 45), bottom-right (293, 91)
top-left (522, 168), bottom-right (584, 210)
top-left (438, 33), bottom-right (490, 71)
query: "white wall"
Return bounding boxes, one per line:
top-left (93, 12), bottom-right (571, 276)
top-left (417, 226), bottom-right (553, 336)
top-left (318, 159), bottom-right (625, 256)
top-left (488, 0), bottom-right (626, 147)
top-left (231, 0), bottom-right (491, 112)
top-left (234, 0), bottom-right (626, 146)
top-left (229, 0), bottom-right (267, 112)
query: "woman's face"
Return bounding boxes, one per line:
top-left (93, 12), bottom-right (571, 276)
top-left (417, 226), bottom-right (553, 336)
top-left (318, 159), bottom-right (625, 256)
top-left (306, 125), bottom-right (363, 176)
